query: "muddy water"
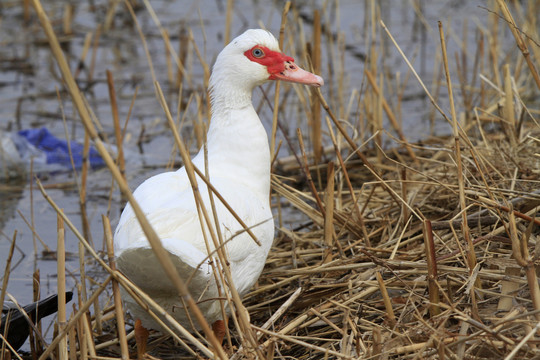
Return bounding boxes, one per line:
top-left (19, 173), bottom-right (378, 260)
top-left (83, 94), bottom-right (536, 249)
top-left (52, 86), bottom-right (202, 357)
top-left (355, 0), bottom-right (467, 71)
top-left (0, 0), bottom-right (509, 348)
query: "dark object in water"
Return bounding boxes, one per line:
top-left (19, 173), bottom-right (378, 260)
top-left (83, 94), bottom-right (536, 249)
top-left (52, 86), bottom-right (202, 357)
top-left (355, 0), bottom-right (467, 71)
top-left (1, 292), bottom-right (73, 352)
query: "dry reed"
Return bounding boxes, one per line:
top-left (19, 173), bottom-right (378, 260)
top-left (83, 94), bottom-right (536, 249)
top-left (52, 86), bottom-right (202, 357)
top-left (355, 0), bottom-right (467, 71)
top-left (0, 1), bottom-right (539, 359)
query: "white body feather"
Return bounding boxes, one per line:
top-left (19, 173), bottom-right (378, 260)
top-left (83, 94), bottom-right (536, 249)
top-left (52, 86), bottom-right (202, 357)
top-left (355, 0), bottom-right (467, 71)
top-left (114, 30), bottom-right (278, 330)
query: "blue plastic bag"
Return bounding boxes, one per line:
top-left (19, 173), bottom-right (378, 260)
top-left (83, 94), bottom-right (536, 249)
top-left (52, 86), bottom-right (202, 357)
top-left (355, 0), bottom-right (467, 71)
top-left (17, 127), bottom-right (104, 169)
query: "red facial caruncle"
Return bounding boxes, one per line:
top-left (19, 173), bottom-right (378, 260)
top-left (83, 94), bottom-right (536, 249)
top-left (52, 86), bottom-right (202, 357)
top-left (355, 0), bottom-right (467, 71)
top-left (244, 45), bottom-right (324, 87)
top-left (244, 45), bottom-right (294, 79)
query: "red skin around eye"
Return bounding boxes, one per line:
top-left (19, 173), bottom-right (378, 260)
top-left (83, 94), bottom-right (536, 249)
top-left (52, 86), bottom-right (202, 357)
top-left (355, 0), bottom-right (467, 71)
top-left (244, 45), bottom-right (295, 79)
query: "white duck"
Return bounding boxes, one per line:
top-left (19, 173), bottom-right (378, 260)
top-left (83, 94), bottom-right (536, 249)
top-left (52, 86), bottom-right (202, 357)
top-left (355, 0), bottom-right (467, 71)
top-left (114, 29), bottom-right (323, 343)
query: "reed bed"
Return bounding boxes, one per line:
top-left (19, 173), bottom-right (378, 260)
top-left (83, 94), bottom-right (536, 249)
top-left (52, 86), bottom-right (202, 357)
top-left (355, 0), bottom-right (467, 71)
top-left (1, 0), bottom-right (540, 359)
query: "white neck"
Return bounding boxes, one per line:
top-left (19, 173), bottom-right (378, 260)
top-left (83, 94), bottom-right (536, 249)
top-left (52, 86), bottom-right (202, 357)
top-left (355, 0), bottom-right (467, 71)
top-left (193, 79), bottom-right (270, 200)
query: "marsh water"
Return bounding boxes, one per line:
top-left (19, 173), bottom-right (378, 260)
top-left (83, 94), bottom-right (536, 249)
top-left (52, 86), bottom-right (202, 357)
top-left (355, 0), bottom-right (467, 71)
top-left (0, 0), bottom-right (514, 348)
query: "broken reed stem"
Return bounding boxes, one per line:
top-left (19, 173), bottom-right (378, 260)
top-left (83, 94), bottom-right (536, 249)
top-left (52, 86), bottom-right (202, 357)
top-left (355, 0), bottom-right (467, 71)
top-left (106, 70), bottom-right (126, 184)
top-left (508, 212), bottom-right (540, 322)
top-left (400, 169), bottom-right (409, 227)
top-left (311, 9), bottom-right (322, 163)
top-left (103, 215), bottom-right (129, 360)
top-left (503, 64), bottom-right (517, 146)
top-left (77, 311), bottom-right (87, 360)
top-left (375, 73), bottom-right (383, 163)
top-left (57, 212), bottom-right (68, 360)
top-left (63, 3), bottom-right (73, 35)
top-left (0, 231), bottom-right (17, 332)
top-left (29, 3), bottom-right (224, 358)
top-left (23, 0), bottom-right (30, 23)
top-left (297, 128), bottom-right (325, 214)
top-left (438, 23), bottom-right (478, 310)
top-left (176, 27), bottom-right (189, 88)
top-left (372, 326), bottom-right (382, 358)
top-left (323, 161), bottom-right (334, 263)
top-left (79, 132), bottom-right (90, 324)
top-left (78, 226), bottom-right (88, 306)
top-left (423, 220), bottom-right (441, 317)
top-left (375, 272), bottom-right (396, 327)
top-left (187, 28), bottom-right (211, 120)
top-left (68, 325), bottom-right (76, 360)
top-left (30, 269), bottom-right (41, 355)
top-left (80, 132), bottom-right (92, 243)
top-left (88, 24), bottom-right (101, 83)
top-left (224, 0), bottom-right (233, 45)
top-left (30, 160), bottom-right (37, 259)
top-left (496, 0), bottom-right (540, 92)
top-left (271, 1), bottom-right (291, 160)
top-left (164, 29), bottom-right (174, 84)
top-left (497, 266), bottom-right (521, 311)
top-left (82, 308), bottom-right (97, 358)
top-left (74, 32), bottom-right (92, 79)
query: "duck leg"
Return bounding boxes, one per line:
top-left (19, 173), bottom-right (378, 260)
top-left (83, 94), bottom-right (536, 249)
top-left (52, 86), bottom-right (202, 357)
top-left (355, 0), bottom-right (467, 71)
top-left (211, 319), bottom-right (228, 345)
top-left (134, 319), bottom-right (149, 359)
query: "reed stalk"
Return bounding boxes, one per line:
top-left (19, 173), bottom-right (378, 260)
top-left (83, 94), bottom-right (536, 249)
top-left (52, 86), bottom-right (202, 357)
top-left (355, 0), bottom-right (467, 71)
top-left (57, 212), bottom-right (68, 360)
top-left (271, 1), bottom-right (291, 160)
top-left (79, 132), bottom-right (91, 243)
top-left (30, 269), bottom-right (41, 355)
top-left (375, 272), bottom-right (396, 327)
top-left (310, 9), bottom-right (322, 163)
top-left (438, 21), bottom-right (478, 319)
top-left (224, 0), bottom-right (233, 46)
top-left (30, 2), bottom-right (224, 357)
top-left (0, 231), bottom-right (17, 333)
top-left (508, 212), bottom-right (540, 322)
top-left (63, 3), bottom-right (73, 35)
top-left (364, 69), bottom-right (418, 164)
top-left (11, 2), bottom-right (540, 358)
top-left (176, 26), bottom-right (189, 88)
top-left (297, 128), bottom-right (325, 213)
top-left (35, 180), bottom-right (214, 359)
top-left (106, 70), bottom-right (126, 184)
top-left (103, 216), bottom-right (129, 360)
top-left (503, 64), bottom-right (517, 146)
top-left (323, 161), bottom-right (335, 263)
top-left (496, 0), bottom-right (540, 91)
top-left (423, 220), bottom-right (441, 317)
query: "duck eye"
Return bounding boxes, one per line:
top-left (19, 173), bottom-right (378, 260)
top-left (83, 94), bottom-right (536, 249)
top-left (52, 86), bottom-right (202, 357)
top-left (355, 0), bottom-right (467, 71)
top-left (252, 48), bottom-right (264, 58)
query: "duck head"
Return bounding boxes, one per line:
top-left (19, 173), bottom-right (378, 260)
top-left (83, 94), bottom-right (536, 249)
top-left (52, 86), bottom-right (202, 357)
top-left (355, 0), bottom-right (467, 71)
top-left (209, 29), bottom-right (324, 107)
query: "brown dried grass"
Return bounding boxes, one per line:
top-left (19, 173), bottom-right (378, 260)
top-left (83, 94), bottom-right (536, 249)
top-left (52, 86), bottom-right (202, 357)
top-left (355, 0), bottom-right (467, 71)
top-left (4, 0), bottom-right (540, 359)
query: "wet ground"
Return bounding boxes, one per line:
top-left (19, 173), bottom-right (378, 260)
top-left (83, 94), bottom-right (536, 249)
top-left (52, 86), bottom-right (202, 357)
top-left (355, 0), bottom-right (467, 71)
top-left (0, 0), bottom-right (515, 348)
